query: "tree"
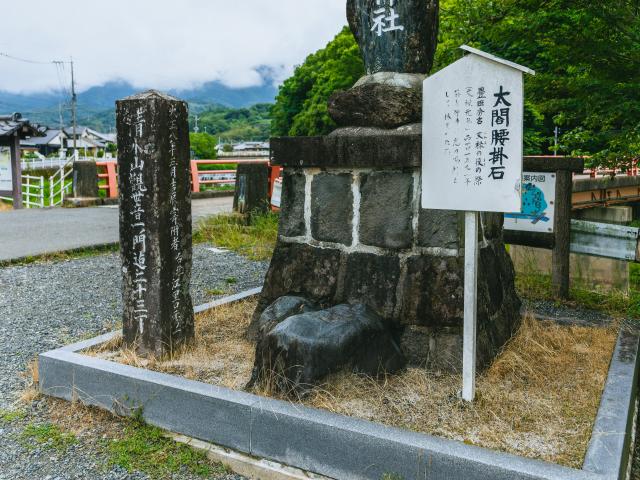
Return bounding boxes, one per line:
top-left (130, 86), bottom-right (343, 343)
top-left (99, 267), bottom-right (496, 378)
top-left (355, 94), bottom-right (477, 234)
top-left (436, 0), bottom-right (640, 165)
top-left (189, 132), bottom-right (217, 159)
top-left (273, 2), bottom-right (640, 166)
top-left (271, 27), bottom-right (365, 137)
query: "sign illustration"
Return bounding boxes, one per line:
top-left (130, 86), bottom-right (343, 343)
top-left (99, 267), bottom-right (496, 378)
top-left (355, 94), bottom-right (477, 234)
top-left (504, 172), bottom-right (556, 233)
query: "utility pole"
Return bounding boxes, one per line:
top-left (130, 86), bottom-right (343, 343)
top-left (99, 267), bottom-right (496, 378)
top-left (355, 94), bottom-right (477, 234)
top-left (70, 57), bottom-right (77, 158)
top-left (554, 126), bottom-right (559, 157)
top-left (193, 114), bottom-right (199, 133)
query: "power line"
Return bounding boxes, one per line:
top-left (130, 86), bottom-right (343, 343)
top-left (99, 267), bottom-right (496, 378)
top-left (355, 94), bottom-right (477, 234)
top-left (0, 52), bottom-right (57, 65)
top-left (1, 52), bottom-right (78, 156)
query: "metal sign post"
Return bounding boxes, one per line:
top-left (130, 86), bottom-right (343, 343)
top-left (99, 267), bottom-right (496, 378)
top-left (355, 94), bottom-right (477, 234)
top-left (421, 45), bottom-right (534, 402)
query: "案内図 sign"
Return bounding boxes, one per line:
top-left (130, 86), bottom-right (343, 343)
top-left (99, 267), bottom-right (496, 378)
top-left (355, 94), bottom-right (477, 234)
top-left (422, 46), bottom-right (534, 213)
top-left (0, 147), bottom-right (12, 192)
top-left (504, 172), bottom-right (556, 233)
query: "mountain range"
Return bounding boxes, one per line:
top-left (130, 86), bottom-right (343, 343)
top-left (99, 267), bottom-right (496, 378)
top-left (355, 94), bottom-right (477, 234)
top-left (0, 80), bottom-right (278, 132)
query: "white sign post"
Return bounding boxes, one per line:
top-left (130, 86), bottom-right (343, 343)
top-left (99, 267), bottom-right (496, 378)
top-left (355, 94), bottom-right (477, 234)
top-left (422, 45), bottom-right (534, 402)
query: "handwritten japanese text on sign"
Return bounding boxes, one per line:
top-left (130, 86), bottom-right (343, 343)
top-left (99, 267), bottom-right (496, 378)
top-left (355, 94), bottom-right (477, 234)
top-left (422, 52), bottom-right (526, 213)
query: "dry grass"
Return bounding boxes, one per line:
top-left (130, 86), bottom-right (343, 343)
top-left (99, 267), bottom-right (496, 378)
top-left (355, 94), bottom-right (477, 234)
top-left (304, 317), bottom-right (617, 467)
top-left (92, 299), bottom-right (257, 391)
top-left (16, 359), bottom-right (41, 404)
top-left (92, 301), bottom-right (617, 468)
top-left (0, 201), bottom-right (12, 212)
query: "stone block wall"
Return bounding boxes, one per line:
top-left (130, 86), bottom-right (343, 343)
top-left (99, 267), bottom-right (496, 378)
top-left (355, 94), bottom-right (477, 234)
top-left (254, 135), bottom-right (521, 371)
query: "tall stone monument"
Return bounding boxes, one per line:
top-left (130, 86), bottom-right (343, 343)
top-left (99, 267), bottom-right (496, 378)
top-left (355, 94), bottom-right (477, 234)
top-left (116, 91), bottom-right (194, 357)
top-left (249, 0), bottom-right (521, 392)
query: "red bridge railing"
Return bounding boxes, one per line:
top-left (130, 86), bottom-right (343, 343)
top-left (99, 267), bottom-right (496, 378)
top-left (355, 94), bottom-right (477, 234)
top-left (96, 158), bottom-right (281, 200)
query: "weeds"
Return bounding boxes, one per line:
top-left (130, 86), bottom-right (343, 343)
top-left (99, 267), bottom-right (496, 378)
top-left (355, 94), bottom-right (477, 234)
top-left (0, 409), bottom-right (27, 423)
top-left (106, 417), bottom-right (227, 478)
top-left (206, 287), bottom-right (227, 296)
top-left (0, 243), bottom-right (119, 267)
top-left (194, 211), bottom-right (278, 261)
top-left (21, 422), bottom-right (77, 451)
top-left (516, 271), bottom-right (640, 319)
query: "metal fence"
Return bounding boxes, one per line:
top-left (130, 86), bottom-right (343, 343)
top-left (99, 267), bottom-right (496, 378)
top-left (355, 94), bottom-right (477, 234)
top-left (21, 158), bottom-right (70, 171)
top-left (21, 175), bottom-right (45, 208)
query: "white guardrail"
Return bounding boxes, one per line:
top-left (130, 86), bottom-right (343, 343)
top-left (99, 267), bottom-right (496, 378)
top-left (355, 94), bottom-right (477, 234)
top-left (21, 175), bottom-right (45, 208)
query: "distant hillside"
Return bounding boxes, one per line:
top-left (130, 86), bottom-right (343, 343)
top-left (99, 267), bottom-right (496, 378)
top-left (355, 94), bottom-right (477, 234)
top-left (194, 103), bottom-right (271, 141)
top-left (0, 79), bottom-right (277, 132)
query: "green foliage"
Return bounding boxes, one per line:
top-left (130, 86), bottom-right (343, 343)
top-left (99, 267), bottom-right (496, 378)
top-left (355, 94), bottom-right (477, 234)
top-left (0, 409), bottom-right (26, 423)
top-left (436, 0), bottom-right (640, 166)
top-left (271, 26), bottom-right (365, 137)
top-left (21, 422), bottom-right (77, 452)
top-left (189, 132), bottom-right (218, 159)
top-left (106, 419), bottom-right (226, 478)
top-left (516, 271), bottom-right (640, 319)
top-left (273, 3), bottom-right (639, 164)
top-left (195, 103), bottom-right (272, 141)
top-left (194, 211), bottom-right (279, 261)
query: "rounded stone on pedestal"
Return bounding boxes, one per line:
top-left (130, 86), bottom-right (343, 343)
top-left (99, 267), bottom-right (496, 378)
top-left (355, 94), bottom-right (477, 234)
top-left (328, 82), bottom-right (422, 128)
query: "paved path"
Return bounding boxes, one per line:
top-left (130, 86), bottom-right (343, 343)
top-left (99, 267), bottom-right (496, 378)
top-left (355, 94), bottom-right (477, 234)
top-left (0, 197), bottom-right (233, 262)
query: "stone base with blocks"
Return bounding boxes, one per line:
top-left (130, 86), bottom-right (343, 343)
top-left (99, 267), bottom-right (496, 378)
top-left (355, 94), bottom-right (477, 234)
top-left (252, 134), bottom-right (521, 372)
top-left (39, 291), bottom-right (640, 480)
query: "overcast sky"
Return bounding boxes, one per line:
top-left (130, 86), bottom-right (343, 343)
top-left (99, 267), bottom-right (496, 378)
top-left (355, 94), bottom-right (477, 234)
top-left (0, 0), bottom-right (346, 94)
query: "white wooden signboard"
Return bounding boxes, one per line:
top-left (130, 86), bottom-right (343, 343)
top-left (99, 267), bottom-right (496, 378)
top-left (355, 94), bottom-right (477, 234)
top-left (0, 147), bottom-right (12, 191)
top-left (422, 45), bottom-right (533, 213)
top-left (504, 172), bottom-right (556, 233)
top-left (422, 46), bottom-right (534, 402)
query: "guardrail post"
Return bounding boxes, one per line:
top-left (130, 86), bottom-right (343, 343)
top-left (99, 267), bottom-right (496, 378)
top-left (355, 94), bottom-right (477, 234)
top-left (552, 170), bottom-right (572, 298)
top-left (39, 176), bottom-right (44, 208)
top-left (268, 165), bottom-right (282, 199)
top-left (106, 162), bottom-right (118, 198)
top-left (190, 160), bottom-right (200, 193)
top-left (11, 134), bottom-right (23, 209)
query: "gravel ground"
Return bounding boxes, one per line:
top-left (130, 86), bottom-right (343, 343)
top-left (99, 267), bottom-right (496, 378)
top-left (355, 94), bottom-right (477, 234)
top-left (2, 244), bottom-right (640, 478)
top-left (0, 244), bottom-right (267, 479)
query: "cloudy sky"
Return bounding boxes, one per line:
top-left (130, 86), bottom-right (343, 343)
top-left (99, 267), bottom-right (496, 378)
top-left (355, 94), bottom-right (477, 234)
top-left (0, 0), bottom-right (346, 94)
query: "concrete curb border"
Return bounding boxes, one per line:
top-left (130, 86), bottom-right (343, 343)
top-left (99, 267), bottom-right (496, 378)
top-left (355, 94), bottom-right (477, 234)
top-left (39, 292), bottom-right (640, 480)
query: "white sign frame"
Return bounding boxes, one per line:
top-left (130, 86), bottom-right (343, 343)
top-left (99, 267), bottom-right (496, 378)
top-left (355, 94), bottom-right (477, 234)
top-left (0, 147), bottom-right (12, 192)
top-left (422, 46), bottom-right (533, 213)
top-left (422, 46), bottom-right (534, 402)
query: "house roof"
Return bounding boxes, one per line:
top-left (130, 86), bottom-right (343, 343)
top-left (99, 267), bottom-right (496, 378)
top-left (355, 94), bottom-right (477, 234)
top-left (233, 141), bottom-right (270, 150)
top-left (63, 126), bottom-right (89, 137)
top-left (0, 113), bottom-right (45, 139)
top-left (85, 128), bottom-right (116, 143)
top-left (21, 128), bottom-right (65, 147)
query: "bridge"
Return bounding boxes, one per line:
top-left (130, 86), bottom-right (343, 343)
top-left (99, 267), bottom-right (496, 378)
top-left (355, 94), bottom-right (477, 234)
top-left (572, 175), bottom-right (640, 210)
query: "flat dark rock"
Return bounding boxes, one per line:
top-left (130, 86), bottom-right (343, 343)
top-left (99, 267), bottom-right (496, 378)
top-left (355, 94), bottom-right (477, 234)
top-left (249, 302), bottom-right (405, 394)
top-left (246, 295), bottom-right (318, 342)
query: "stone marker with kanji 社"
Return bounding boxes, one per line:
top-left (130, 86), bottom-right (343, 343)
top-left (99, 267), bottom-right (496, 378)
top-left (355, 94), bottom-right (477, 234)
top-left (250, 1), bottom-right (523, 397)
top-left (116, 90), bottom-right (194, 357)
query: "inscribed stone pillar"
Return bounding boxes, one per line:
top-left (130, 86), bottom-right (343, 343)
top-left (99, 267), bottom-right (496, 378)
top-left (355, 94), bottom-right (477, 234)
top-left (233, 163), bottom-right (269, 215)
top-left (116, 91), bottom-right (194, 357)
top-left (72, 160), bottom-right (99, 198)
